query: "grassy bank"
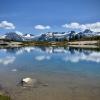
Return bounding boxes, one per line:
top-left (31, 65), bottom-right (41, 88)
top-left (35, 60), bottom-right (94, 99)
top-left (0, 95), bottom-right (10, 100)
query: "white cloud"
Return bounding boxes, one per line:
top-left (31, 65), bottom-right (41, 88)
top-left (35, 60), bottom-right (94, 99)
top-left (0, 21), bottom-right (15, 29)
top-left (35, 55), bottom-right (51, 61)
top-left (62, 22), bottom-right (80, 29)
top-left (34, 25), bottom-right (51, 30)
top-left (0, 56), bottom-right (16, 65)
top-left (62, 22), bottom-right (100, 32)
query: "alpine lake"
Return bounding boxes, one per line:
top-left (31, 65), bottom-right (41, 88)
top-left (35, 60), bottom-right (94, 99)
top-left (0, 45), bottom-right (100, 100)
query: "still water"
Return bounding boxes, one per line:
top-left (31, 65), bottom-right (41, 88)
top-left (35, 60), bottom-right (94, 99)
top-left (0, 46), bottom-right (100, 100)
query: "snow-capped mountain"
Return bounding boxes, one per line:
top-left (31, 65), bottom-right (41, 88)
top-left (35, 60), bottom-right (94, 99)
top-left (46, 32), bottom-right (69, 38)
top-left (3, 32), bottom-right (42, 41)
top-left (38, 32), bottom-right (69, 41)
top-left (22, 34), bottom-right (34, 41)
top-left (82, 29), bottom-right (94, 37)
top-left (23, 34), bottom-right (34, 38)
top-left (0, 29), bottom-right (100, 42)
top-left (5, 32), bottom-right (23, 41)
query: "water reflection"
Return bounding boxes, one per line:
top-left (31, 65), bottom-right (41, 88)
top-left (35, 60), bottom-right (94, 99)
top-left (63, 51), bottom-right (100, 63)
top-left (0, 46), bottom-right (100, 63)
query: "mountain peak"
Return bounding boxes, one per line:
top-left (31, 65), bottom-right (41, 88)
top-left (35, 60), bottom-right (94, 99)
top-left (83, 29), bottom-right (93, 33)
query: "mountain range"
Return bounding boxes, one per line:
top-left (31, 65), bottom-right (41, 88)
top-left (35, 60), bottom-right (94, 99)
top-left (0, 29), bottom-right (100, 42)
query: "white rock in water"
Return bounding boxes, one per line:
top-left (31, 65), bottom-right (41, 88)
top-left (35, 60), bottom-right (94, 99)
top-left (22, 78), bottom-right (32, 83)
top-left (21, 77), bottom-right (37, 87)
top-left (20, 77), bottom-right (48, 88)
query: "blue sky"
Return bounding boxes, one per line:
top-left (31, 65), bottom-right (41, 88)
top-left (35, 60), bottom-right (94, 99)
top-left (0, 0), bottom-right (100, 34)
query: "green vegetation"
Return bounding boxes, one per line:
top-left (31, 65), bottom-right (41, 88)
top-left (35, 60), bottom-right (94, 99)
top-left (0, 95), bottom-right (10, 100)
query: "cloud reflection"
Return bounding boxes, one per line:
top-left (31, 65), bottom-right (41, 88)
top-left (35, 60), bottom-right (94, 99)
top-left (63, 51), bottom-right (100, 63)
top-left (16, 47), bottom-right (35, 55)
top-left (35, 55), bottom-right (51, 61)
top-left (0, 56), bottom-right (16, 65)
top-left (1, 46), bottom-right (100, 63)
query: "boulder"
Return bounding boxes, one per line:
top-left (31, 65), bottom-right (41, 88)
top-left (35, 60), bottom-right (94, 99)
top-left (21, 77), bottom-right (37, 87)
top-left (19, 77), bottom-right (48, 88)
